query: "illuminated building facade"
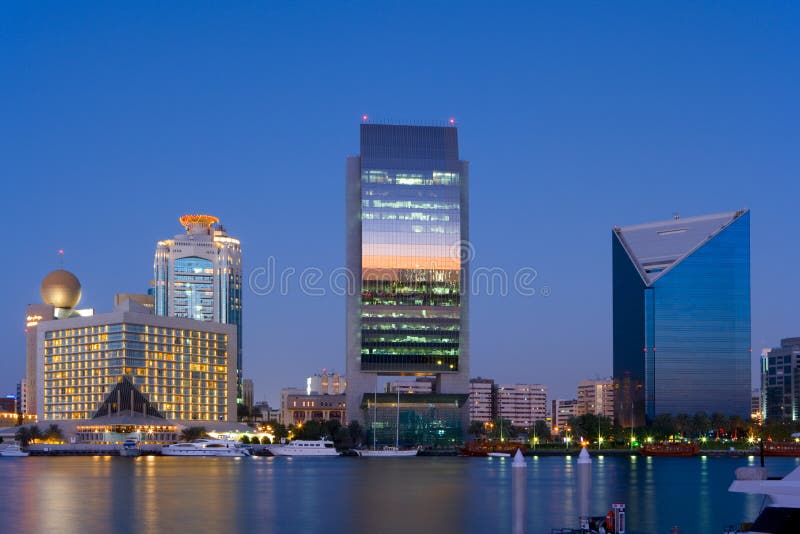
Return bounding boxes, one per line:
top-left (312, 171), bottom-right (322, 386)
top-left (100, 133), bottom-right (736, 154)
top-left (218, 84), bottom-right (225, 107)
top-left (37, 298), bottom-right (237, 422)
top-left (154, 214), bottom-right (243, 400)
top-left (24, 269), bottom-right (94, 416)
top-left (551, 399), bottom-right (578, 431)
top-left (283, 393), bottom-right (346, 426)
top-left (761, 338), bottom-right (800, 421)
top-left (576, 379), bottom-right (615, 419)
top-left (613, 210), bottom-right (751, 425)
top-left (469, 378), bottom-right (495, 423)
top-left (496, 384), bottom-right (547, 428)
top-left (346, 123), bottom-right (470, 442)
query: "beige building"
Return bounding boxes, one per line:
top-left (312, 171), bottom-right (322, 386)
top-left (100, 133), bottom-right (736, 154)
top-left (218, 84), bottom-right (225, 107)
top-left (25, 269), bottom-right (94, 416)
top-left (551, 399), bottom-right (578, 431)
top-left (496, 384), bottom-right (547, 428)
top-left (282, 392), bottom-right (346, 426)
top-left (469, 378), bottom-right (495, 422)
top-left (577, 379), bottom-right (615, 419)
top-left (37, 298), bottom-right (237, 422)
top-left (306, 371), bottom-right (346, 395)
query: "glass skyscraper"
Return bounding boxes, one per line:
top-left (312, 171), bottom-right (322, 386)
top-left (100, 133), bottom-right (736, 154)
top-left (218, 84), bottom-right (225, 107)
top-left (346, 123), bottom-right (469, 443)
top-left (154, 215), bottom-right (243, 400)
top-left (612, 210), bottom-right (751, 425)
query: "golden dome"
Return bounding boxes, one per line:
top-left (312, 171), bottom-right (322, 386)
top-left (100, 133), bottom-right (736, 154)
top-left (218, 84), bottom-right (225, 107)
top-left (40, 269), bottom-right (82, 309)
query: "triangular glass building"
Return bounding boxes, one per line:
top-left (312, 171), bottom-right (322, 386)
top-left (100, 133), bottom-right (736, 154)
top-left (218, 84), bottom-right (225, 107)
top-left (612, 210), bottom-right (751, 426)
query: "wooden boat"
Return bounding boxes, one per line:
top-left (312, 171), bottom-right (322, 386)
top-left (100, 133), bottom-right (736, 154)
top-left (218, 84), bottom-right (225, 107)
top-left (457, 440), bottom-right (527, 457)
top-left (762, 441), bottom-right (800, 457)
top-left (639, 442), bottom-right (699, 457)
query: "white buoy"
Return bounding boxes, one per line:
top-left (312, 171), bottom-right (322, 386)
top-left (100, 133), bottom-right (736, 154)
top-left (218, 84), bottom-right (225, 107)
top-left (578, 446), bottom-right (592, 530)
top-left (512, 448), bottom-right (527, 534)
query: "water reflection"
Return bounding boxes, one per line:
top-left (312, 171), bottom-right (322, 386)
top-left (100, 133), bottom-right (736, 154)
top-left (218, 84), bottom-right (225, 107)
top-left (2, 455), bottom-right (799, 534)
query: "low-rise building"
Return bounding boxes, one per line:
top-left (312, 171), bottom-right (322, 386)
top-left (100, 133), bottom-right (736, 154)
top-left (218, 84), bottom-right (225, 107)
top-left (469, 378), bottom-right (494, 422)
top-left (283, 393), bottom-right (346, 426)
top-left (577, 379), bottom-right (615, 419)
top-left (551, 399), bottom-right (578, 432)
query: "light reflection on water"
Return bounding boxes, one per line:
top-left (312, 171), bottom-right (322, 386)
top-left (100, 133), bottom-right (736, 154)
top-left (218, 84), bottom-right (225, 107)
top-left (1, 455), bottom-right (798, 534)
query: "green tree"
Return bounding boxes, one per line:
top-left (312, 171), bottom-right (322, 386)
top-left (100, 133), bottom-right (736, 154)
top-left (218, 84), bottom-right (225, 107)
top-left (532, 420), bottom-right (551, 442)
top-left (323, 419), bottom-right (342, 440)
top-left (674, 413), bottom-right (690, 438)
top-left (467, 421), bottom-right (485, 439)
top-left (180, 426), bottom-right (208, 442)
top-left (239, 435), bottom-right (251, 444)
top-left (261, 436), bottom-right (271, 445)
top-left (295, 420), bottom-right (324, 441)
top-left (710, 412), bottom-right (729, 439)
top-left (691, 412), bottom-right (711, 438)
top-left (272, 423), bottom-right (289, 441)
top-left (43, 424), bottom-right (64, 443)
top-left (15, 426), bottom-right (32, 447)
top-left (334, 426), bottom-right (352, 448)
top-left (728, 415), bottom-right (744, 439)
top-left (650, 414), bottom-right (676, 440)
top-left (28, 425), bottom-right (42, 444)
top-left (347, 420), bottom-right (365, 447)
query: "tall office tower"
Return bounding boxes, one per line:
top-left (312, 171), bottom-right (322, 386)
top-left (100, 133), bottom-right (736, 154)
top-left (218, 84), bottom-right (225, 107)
top-left (612, 210), bottom-right (751, 426)
top-left (37, 299), bottom-right (237, 421)
top-left (155, 214), bottom-right (243, 400)
top-left (469, 378), bottom-right (495, 423)
top-left (576, 378), bottom-right (615, 419)
top-left (761, 338), bottom-right (800, 421)
top-left (346, 122), bottom-right (470, 445)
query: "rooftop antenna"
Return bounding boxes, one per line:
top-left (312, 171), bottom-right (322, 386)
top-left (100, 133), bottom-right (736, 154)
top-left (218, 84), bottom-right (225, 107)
top-left (58, 249), bottom-right (64, 269)
top-left (673, 212), bottom-right (680, 220)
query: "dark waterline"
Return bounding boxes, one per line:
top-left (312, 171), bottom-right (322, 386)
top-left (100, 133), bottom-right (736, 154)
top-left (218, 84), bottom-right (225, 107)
top-left (1, 455), bottom-right (798, 534)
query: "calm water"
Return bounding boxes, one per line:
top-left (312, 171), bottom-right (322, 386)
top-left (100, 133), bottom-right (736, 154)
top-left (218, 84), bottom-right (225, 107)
top-left (1, 454), bottom-right (798, 534)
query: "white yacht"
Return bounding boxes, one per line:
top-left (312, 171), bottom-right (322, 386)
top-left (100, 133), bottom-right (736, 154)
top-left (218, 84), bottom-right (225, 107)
top-left (269, 440), bottom-right (340, 457)
top-left (0, 443), bottom-right (29, 457)
top-left (356, 446), bottom-right (418, 457)
top-left (728, 465), bottom-right (800, 532)
top-left (162, 439), bottom-right (250, 457)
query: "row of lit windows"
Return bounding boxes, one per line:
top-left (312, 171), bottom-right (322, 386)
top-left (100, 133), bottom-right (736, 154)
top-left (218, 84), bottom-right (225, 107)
top-left (45, 326), bottom-right (227, 341)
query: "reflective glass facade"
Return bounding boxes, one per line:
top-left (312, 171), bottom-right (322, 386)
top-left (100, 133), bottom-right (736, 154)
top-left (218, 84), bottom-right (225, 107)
top-left (154, 216), bottom-right (243, 401)
top-left (613, 211), bottom-right (751, 423)
top-left (362, 394), bottom-right (468, 446)
top-left (40, 320), bottom-right (234, 421)
top-left (761, 338), bottom-right (800, 421)
top-left (346, 124), bottom-right (470, 435)
top-left (173, 257), bottom-right (214, 320)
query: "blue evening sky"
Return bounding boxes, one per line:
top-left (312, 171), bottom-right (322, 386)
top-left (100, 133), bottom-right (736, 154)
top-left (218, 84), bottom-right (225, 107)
top-left (1, 2), bottom-right (797, 404)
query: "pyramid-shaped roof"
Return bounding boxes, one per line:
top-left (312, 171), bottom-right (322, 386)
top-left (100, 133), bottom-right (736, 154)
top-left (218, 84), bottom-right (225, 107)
top-left (614, 210), bottom-right (747, 285)
top-left (92, 375), bottom-right (165, 419)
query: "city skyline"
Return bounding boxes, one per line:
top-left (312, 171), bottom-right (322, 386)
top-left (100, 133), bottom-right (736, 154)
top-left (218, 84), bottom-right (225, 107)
top-left (2, 3), bottom-right (798, 405)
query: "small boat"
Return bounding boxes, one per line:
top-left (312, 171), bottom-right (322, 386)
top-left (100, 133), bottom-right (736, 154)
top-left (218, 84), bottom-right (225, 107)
top-left (487, 452), bottom-right (511, 458)
top-left (162, 439), bottom-right (250, 457)
top-left (356, 446), bottom-right (419, 457)
top-left (120, 438), bottom-right (141, 457)
top-left (0, 443), bottom-right (29, 457)
top-left (358, 389), bottom-right (417, 458)
top-left (639, 442), bottom-right (699, 457)
top-left (762, 441), bottom-right (800, 457)
top-left (269, 440), bottom-right (340, 457)
top-left (729, 464), bottom-right (800, 531)
top-left (457, 440), bottom-right (527, 457)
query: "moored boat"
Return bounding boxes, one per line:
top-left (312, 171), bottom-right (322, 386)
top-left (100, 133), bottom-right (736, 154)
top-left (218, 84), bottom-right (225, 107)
top-left (0, 443), bottom-right (29, 457)
top-left (269, 440), bottom-right (340, 457)
top-left (356, 446), bottom-right (418, 457)
top-left (162, 439), bottom-right (249, 457)
top-left (729, 465), bottom-right (800, 531)
top-left (119, 438), bottom-right (141, 457)
top-left (639, 442), bottom-right (699, 457)
top-left (762, 441), bottom-right (800, 457)
top-left (457, 440), bottom-right (527, 457)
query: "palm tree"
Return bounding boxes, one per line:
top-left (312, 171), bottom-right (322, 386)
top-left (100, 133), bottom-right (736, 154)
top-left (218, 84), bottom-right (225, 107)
top-left (28, 425), bottom-right (42, 444)
top-left (15, 427), bottom-right (32, 447)
top-left (44, 424), bottom-right (65, 443)
top-left (180, 426), bottom-right (207, 442)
